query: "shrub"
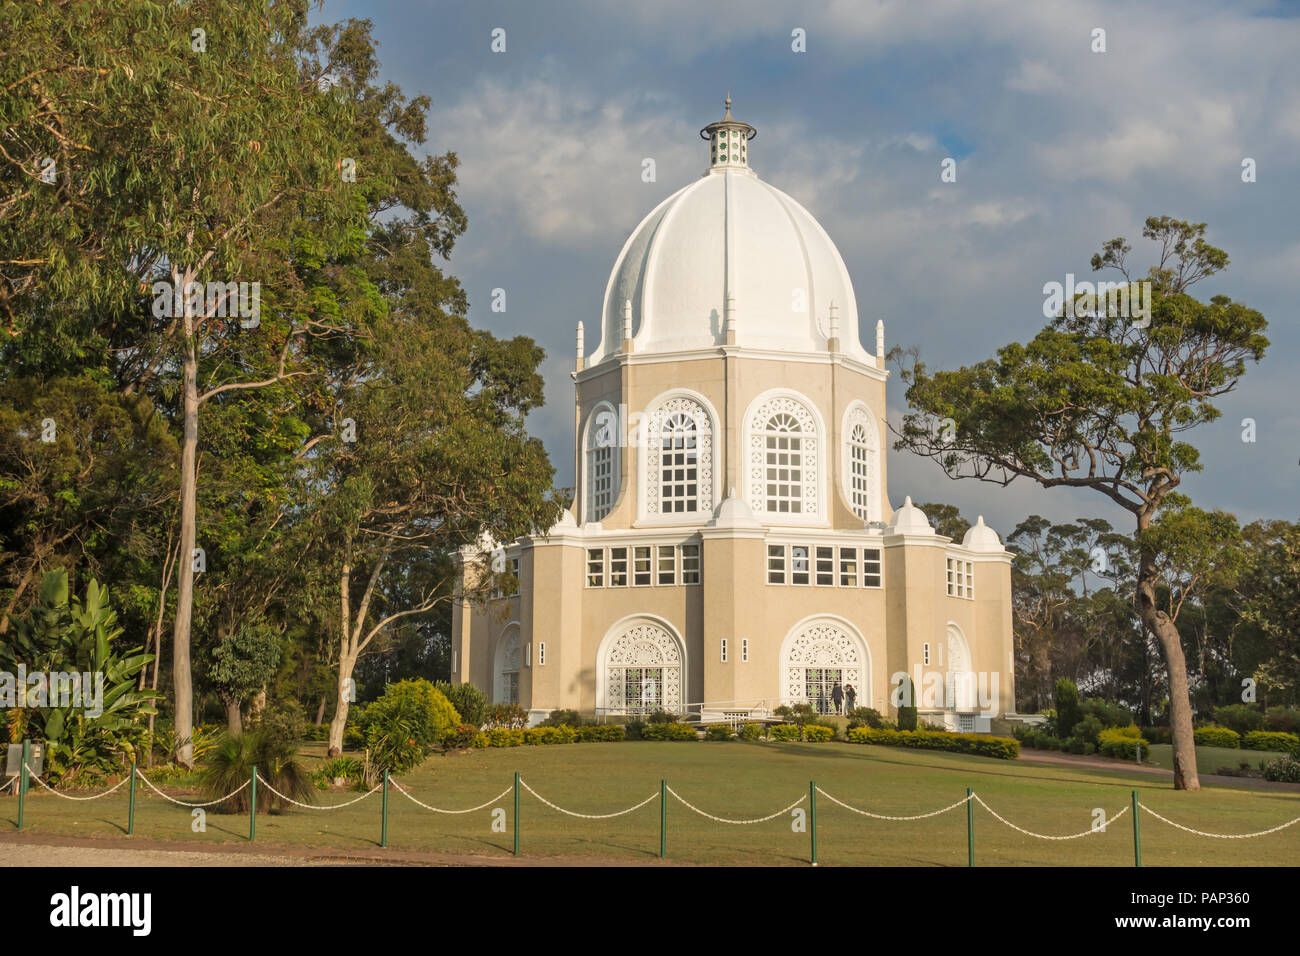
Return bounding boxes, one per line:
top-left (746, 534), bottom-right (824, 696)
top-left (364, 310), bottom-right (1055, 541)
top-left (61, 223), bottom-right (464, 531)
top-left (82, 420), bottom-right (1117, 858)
top-left (845, 727), bottom-right (1018, 759)
top-left (1241, 731), bottom-right (1299, 754)
top-left (574, 724), bottom-right (625, 742)
top-left (485, 704), bottom-right (528, 730)
top-left (1211, 704), bottom-right (1263, 736)
top-left (647, 711), bottom-right (681, 725)
top-left (252, 699), bottom-right (306, 745)
top-left (1193, 725), bottom-right (1241, 749)
top-left (311, 756), bottom-right (364, 790)
top-left (1072, 716), bottom-right (1104, 744)
top-left (1097, 726), bottom-right (1145, 760)
top-left (846, 707), bottom-right (887, 729)
top-left (897, 677), bottom-right (918, 731)
top-left (802, 724), bottom-right (834, 742)
top-left (1263, 755), bottom-right (1300, 783)
top-left (738, 722), bottom-right (763, 741)
top-left (769, 724), bottom-right (801, 742)
top-left (1081, 698), bottom-right (1132, 729)
top-left (483, 727), bottom-right (525, 747)
top-left (356, 679), bottom-right (461, 773)
top-left (200, 732), bottom-right (313, 813)
top-left (541, 709), bottom-right (584, 728)
top-left (435, 682), bottom-right (489, 728)
top-left (1140, 726), bottom-right (1172, 745)
top-left (523, 725), bottom-right (576, 745)
top-left (1263, 707), bottom-right (1300, 735)
top-left (705, 724), bottom-right (733, 741)
top-left (441, 724), bottom-right (480, 750)
top-left (623, 719), bottom-right (645, 741)
top-left (1054, 678), bottom-right (1082, 741)
top-left (640, 722), bottom-right (697, 741)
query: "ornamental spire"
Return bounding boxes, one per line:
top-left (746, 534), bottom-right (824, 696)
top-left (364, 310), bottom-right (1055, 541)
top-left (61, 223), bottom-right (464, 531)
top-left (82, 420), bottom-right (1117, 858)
top-left (700, 94), bottom-right (756, 171)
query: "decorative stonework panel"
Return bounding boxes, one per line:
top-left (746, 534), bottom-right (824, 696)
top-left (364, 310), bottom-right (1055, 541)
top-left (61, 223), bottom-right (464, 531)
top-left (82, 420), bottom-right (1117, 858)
top-left (782, 621), bottom-right (863, 702)
top-left (604, 621), bottom-right (683, 712)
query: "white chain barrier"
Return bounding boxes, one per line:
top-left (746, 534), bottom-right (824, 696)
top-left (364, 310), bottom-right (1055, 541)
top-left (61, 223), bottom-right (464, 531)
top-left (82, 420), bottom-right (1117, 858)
top-left (973, 793), bottom-right (1129, 840)
top-left (254, 770), bottom-right (380, 810)
top-left (24, 765), bottom-right (131, 801)
top-left (389, 777), bottom-right (514, 814)
top-left (133, 769), bottom-right (252, 808)
top-left (816, 786), bottom-right (973, 822)
top-left (667, 785), bottom-right (806, 824)
top-left (1139, 802), bottom-right (1300, 839)
top-left (519, 778), bottom-right (659, 819)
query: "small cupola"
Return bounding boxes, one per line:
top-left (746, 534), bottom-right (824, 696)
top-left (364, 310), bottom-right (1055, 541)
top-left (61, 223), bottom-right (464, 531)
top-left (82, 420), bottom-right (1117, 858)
top-left (700, 94), bottom-right (756, 172)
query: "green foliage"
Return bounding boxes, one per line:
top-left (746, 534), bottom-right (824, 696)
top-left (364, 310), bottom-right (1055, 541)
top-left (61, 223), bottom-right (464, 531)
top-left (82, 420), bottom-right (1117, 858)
top-left (250, 699), bottom-right (306, 746)
top-left (897, 677), bottom-right (918, 731)
top-left (1193, 725), bottom-right (1241, 748)
top-left (639, 722), bottom-right (697, 741)
top-left (738, 722), bottom-right (763, 741)
top-left (356, 679), bottom-right (460, 773)
top-left (311, 756), bottom-right (364, 790)
top-left (847, 707), bottom-right (888, 729)
top-left (646, 711), bottom-right (681, 725)
top-left (1098, 726), bottom-right (1146, 760)
top-left (1264, 707), bottom-right (1300, 734)
top-left (802, 724), bottom-right (834, 742)
top-left (769, 724), bottom-right (801, 741)
top-left (199, 732), bottom-right (313, 814)
top-left (1080, 698), bottom-right (1132, 729)
top-left (479, 727), bottom-right (524, 747)
top-left (0, 569), bottom-right (157, 781)
top-left (441, 724), bottom-right (480, 750)
top-left (846, 727), bottom-right (1019, 760)
top-left (574, 724), bottom-right (625, 742)
top-left (623, 719), bottom-right (645, 741)
top-left (435, 682), bottom-right (488, 728)
top-left (485, 704), bottom-right (528, 730)
top-left (540, 709), bottom-right (584, 728)
top-left (1054, 679), bottom-right (1082, 741)
top-left (1140, 726), bottom-right (1172, 745)
top-left (523, 725), bottom-right (576, 745)
top-left (1241, 731), bottom-right (1298, 753)
top-left (1262, 755), bottom-right (1300, 783)
top-left (1071, 716), bottom-right (1104, 744)
top-left (210, 626), bottom-right (283, 715)
top-left (1211, 704), bottom-right (1263, 735)
top-left (704, 724), bottom-right (733, 741)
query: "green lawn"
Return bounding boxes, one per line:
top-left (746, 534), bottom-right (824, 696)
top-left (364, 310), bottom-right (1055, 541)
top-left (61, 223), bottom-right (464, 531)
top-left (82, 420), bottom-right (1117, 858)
top-left (6, 741), bottom-right (1299, 866)
top-left (1137, 743), bottom-right (1293, 777)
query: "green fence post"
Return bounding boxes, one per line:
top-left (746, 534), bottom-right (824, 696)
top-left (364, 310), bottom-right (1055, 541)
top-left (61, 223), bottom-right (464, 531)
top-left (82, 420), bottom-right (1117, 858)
top-left (966, 787), bottom-right (974, 867)
top-left (1132, 789), bottom-right (1141, 867)
top-left (17, 739), bottom-right (30, 830)
top-left (128, 762), bottom-right (137, 835)
top-left (659, 779), bottom-right (667, 860)
top-left (380, 769), bottom-right (389, 848)
top-left (513, 771), bottom-right (520, 857)
top-left (249, 765), bottom-right (257, 842)
top-left (809, 780), bottom-right (818, 866)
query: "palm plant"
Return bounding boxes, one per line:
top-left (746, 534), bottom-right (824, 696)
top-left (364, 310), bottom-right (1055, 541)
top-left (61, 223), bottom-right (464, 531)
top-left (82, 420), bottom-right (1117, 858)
top-left (199, 730), bottom-right (314, 813)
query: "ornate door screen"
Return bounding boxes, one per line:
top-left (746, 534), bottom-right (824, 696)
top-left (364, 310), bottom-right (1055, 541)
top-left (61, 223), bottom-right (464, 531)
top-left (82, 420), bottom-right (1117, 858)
top-left (603, 621), bottom-right (682, 715)
top-left (495, 630), bottom-right (521, 705)
top-left (782, 620), bottom-right (864, 713)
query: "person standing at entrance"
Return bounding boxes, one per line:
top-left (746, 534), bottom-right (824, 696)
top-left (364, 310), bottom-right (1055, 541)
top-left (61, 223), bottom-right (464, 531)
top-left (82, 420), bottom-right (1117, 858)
top-left (831, 682), bottom-right (844, 716)
top-left (844, 684), bottom-right (857, 713)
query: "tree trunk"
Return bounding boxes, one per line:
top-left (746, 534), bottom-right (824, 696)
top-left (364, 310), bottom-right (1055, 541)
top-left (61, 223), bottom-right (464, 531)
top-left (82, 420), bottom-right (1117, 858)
top-left (1137, 565), bottom-right (1200, 791)
top-left (314, 695), bottom-right (327, 726)
top-left (172, 321), bottom-right (200, 768)
top-left (225, 698), bottom-right (242, 735)
top-left (327, 652), bottom-right (357, 757)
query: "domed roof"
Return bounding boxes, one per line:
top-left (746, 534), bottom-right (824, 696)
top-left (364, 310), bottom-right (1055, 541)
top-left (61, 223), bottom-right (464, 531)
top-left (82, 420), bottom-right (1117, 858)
top-left (587, 99), bottom-right (866, 365)
top-left (961, 515), bottom-right (1004, 552)
top-left (887, 496), bottom-right (934, 536)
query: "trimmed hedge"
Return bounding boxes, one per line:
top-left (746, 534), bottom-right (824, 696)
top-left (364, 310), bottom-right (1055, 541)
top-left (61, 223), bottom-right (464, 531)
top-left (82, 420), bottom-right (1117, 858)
top-left (802, 724), bottom-right (834, 742)
top-left (738, 722), bottom-right (763, 741)
top-left (575, 724), bottom-right (625, 742)
top-left (1098, 726), bottom-right (1145, 760)
top-left (704, 724), bottom-right (734, 741)
top-left (475, 727), bottom-right (525, 748)
top-left (845, 727), bottom-right (1019, 760)
top-left (1193, 725), bottom-right (1241, 749)
top-left (1242, 730), bottom-right (1299, 754)
top-left (640, 722), bottom-right (698, 741)
top-left (1140, 726), bottom-right (1172, 745)
top-left (441, 724), bottom-right (479, 750)
top-left (770, 724), bottom-right (801, 741)
top-left (524, 725), bottom-right (576, 745)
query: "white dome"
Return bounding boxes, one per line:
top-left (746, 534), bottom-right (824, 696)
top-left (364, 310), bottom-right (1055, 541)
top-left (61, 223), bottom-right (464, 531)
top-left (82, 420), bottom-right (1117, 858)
top-left (961, 515), bottom-right (1004, 552)
top-left (888, 496), bottom-right (934, 536)
top-left (588, 101), bottom-right (865, 365)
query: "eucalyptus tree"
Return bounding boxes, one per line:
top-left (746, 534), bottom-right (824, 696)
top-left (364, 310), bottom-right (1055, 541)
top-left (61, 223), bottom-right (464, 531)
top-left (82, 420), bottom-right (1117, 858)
top-left (894, 218), bottom-right (1269, 789)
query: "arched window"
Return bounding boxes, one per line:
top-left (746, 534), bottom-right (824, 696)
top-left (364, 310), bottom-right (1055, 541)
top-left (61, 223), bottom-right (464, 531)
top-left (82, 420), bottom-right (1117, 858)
top-left (585, 404), bottom-right (619, 522)
top-left (598, 619), bottom-right (684, 716)
top-left (643, 395), bottom-right (714, 520)
top-left (946, 624), bottom-right (974, 712)
top-left (842, 404), bottom-right (880, 523)
top-left (780, 617), bottom-right (869, 716)
top-left (748, 396), bottom-right (819, 518)
top-left (494, 628), bottom-right (521, 705)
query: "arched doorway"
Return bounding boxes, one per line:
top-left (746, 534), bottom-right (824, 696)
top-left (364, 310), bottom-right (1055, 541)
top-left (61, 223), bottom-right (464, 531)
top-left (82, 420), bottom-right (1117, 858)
top-left (780, 616), bottom-right (870, 715)
top-left (596, 617), bottom-right (685, 716)
top-left (946, 623), bottom-right (974, 711)
top-left (494, 626), bottom-right (521, 705)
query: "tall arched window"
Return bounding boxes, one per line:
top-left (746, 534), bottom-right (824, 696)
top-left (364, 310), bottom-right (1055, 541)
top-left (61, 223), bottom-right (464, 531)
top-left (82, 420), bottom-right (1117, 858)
top-left (842, 404), bottom-right (880, 523)
top-left (585, 403), bottom-right (619, 522)
top-left (748, 395), bottom-right (819, 518)
top-left (643, 394), bottom-right (714, 520)
top-left (494, 627), bottom-right (521, 705)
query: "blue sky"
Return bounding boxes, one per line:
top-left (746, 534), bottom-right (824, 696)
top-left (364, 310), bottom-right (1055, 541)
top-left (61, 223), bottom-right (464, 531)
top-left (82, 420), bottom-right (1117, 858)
top-left (322, 0), bottom-right (1299, 537)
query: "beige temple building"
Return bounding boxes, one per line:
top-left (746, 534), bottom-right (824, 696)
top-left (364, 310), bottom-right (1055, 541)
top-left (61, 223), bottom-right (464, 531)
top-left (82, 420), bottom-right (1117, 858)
top-left (452, 100), bottom-right (1016, 730)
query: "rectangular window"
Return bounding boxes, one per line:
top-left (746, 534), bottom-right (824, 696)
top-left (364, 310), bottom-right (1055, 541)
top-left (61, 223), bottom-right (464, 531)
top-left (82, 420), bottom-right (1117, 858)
top-left (591, 444), bottom-right (613, 519)
top-left (586, 548), bottom-right (604, 587)
top-left (741, 638), bottom-right (749, 662)
top-left (537, 642), bottom-right (546, 666)
top-left (657, 545), bottom-right (677, 585)
top-left (720, 638), bottom-right (728, 663)
top-left (767, 544), bottom-right (786, 584)
top-left (863, 548), bottom-right (882, 588)
top-left (839, 547), bottom-right (858, 586)
top-left (764, 434), bottom-right (804, 513)
top-left (923, 642), bottom-right (931, 666)
top-left (791, 545), bottom-right (811, 585)
top-left (966, 563), bottom-right (975, 599)
top-left (815, 546), bottom-right (834, 586)
top-left (633, 546), bottom-right (652, 586)
top-left (681, 544), bottom-right (701, 584)
top-left (946, 557), bottom-right (973, 598)
top-left (609, 547), bottom-right (628, 587)
top-left (509, 557), bottom-right (521, 596)
top-left (451, 650), bottom-right (458, 672)
top-left (525, 642), bottom-right (531, 667)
